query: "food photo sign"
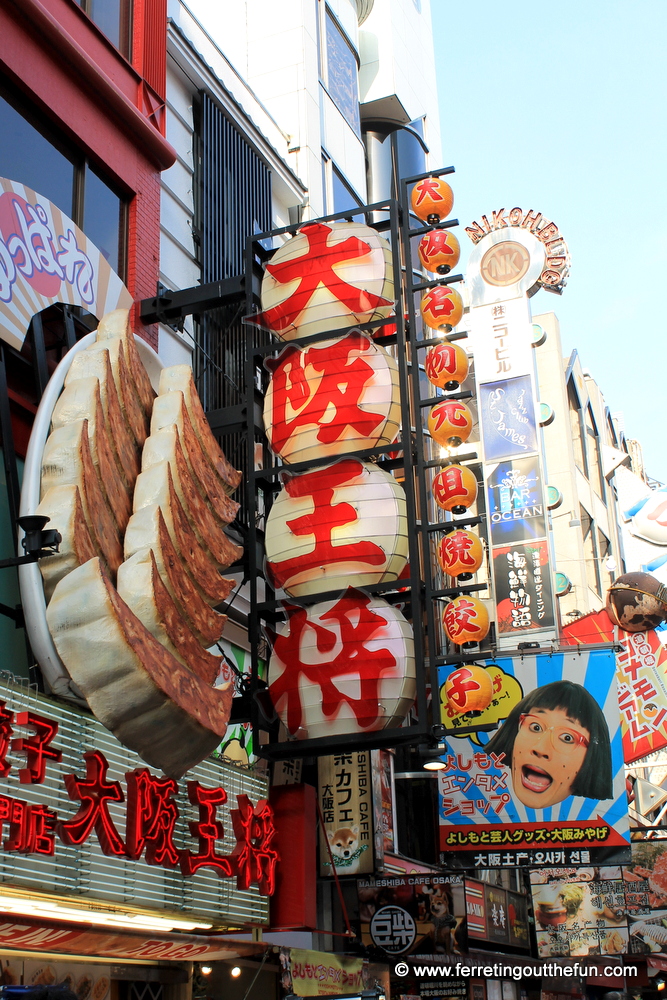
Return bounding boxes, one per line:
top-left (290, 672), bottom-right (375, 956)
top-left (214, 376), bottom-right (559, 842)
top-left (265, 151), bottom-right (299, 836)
top-left (438, 649), bottom-right (630, 867)
top-left (530, 842), bottom-right (667, 958)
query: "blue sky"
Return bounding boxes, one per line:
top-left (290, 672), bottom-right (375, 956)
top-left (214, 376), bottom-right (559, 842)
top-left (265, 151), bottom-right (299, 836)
top-left (431, 0), bottom-right (667, 482)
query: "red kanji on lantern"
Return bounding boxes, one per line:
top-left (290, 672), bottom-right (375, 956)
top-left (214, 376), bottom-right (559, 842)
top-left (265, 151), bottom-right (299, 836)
top-left (229, 794), bottom-right (279, 896)
top-left (249, 222), bottom-right (393, 335)
top-left (0, 700), bottom-right (14, 778)
top-left (439, 530), bottom-right (483, 576)
top-left (267, 459), bottom-right (386, 588)
top-left (418, 230), bottom-right (460, 273)
top-left (432, 464), bottom-right (477, 511)
top-left (58, 750), bottom-right (126, 857)
top-left (181, 782), bottom-right (233, 877)
top-left (11, 712), bottom-right (62, 784)
top-left (125, 768), bottom-right (181, 868)
top-left (269, 591), bottom-right (399, 733)
top-left (444, 599), bottom-right (483, 638)
top-left (445, 667), bottom-right (484, 708)
top-left (428, 400), bottom-right (473, 447)
top-left (411, 177), bottom-right (454, 223)
top-left (266, 332), bottom-right (388, 457)
top-left (443, 596), bottom-right (490, 645)
top-left (424, 342), bottom-right (468, 388)
top-left (420, 286), bottom-right (463, 330)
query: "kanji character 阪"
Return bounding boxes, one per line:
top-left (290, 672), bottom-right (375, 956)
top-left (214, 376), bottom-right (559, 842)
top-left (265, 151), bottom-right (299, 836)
top-left (125, 768), bottom-right (181, 868)
top-left (266, 332), bottom-right (387, 455)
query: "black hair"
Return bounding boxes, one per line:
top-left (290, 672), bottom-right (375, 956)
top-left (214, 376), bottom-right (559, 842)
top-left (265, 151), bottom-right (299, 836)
top-left (484, 679), bottom-right (613, 801)
top-left (1, 989), bottom-right (78, 1000)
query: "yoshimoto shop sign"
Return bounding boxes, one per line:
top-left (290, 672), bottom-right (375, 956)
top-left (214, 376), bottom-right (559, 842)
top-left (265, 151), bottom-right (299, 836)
top-left (466, 210), bottom-right (570, 647)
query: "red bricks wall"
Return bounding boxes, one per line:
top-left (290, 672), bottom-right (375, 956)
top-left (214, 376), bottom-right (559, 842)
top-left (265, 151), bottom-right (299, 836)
top-left (127, 161), bottom-right (160, 349)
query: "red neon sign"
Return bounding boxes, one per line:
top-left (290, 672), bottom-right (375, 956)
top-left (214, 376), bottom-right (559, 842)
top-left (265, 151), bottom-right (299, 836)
top-left (0, 711), bottom-right (278, 895)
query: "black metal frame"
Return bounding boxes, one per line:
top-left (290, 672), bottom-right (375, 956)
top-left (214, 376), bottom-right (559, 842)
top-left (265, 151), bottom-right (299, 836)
top-left (241, 172), bottom-right (493, 762)
top-left (397, 167), bottom-right (491, 684)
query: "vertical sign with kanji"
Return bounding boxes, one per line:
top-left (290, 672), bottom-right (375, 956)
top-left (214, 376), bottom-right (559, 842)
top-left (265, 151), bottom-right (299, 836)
top-left (466, 231), bottom-right (557, 647)
top-left (318, 752), bottom-right (374, 876)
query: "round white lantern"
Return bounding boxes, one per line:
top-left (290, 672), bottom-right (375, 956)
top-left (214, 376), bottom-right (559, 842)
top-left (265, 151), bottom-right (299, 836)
top-left (253, 221), bottom-right (394, 341)
top-left (268, 589), bottom-right (416, 740)
top-left (263, 331), bottom-right (401, 465)
top-left (265, 458), bottom-right (408, 596)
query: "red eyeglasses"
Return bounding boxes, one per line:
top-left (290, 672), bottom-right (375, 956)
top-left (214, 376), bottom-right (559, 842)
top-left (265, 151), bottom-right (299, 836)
top-left (518, 714), bottom-right (591, 751)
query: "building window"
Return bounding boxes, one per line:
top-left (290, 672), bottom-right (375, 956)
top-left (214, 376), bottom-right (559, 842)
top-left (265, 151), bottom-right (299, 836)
top-left (75, 0), bottom-right (132, 58)
top-left (0, 86), bottom-right (126, 277)
top-left (194, 93), bottom-right (272, 523)
top-left (322, 155), bottom-right (364, 219)
top-left (568, 382), bottom-right (586, 476)
top-left (585, 403), bottom-right (606, 499)
top-left (322, 8), bottom-right (361, 137)
top-left (580, 506), bottom-right (601, 595)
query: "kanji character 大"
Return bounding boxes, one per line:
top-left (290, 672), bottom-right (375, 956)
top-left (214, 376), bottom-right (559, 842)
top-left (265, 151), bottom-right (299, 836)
top-left (250, 222), bottom-right (393, 336)
top-left (58, 750), bottom-right (125, 857)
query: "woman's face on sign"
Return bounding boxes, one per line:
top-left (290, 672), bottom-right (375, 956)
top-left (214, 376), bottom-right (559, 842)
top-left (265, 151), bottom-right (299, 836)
top-left (511, 706), bottom-right (590, 809)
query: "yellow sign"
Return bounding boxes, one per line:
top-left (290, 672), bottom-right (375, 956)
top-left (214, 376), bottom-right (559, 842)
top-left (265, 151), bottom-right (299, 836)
top-left (289, 949), bottom-right (364, 996)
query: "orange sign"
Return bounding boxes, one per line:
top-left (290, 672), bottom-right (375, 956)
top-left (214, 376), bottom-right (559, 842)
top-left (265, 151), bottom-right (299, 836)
top-left (562, 609), bottom-right (667, 763)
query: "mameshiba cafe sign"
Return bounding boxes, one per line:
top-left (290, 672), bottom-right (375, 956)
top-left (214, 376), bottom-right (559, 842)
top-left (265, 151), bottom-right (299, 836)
top-left (0, 680), bottom-right (276, 922)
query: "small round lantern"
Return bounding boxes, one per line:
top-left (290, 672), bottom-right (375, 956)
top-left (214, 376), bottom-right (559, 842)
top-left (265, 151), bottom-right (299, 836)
top-left (443, 664), bottom-right (493, 715)
top-left (443, 596), bottom-right (490, 647)
top-left (268, 589), bottom-right (416, 739)
top-left (424, 342), bottom-right (468, 390)
top-left (420, 286), bottom-right (464, 331)
top-left (411, 177), bottom-right (454, 224)
top-left (418, 230), bottom-right (460, 274)
top-left (264, 332), bottom-right (401, 464)
top-left (265, 458), bottom-right (409, 596)
top-left (428, 400), bottom-right (473, 448)
top-left (438, 529), bottom-right (483, 581)
top-left (432, 464), bottom-right (477, 514)
top-left (606, 572), bottom-right (667, 633)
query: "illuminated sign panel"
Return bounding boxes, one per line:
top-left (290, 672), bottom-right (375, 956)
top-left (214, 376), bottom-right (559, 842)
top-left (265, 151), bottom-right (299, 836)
top-left (0, 677), bottom-right (273, 924)
top-left (466, 223), bottom-right (559, 645)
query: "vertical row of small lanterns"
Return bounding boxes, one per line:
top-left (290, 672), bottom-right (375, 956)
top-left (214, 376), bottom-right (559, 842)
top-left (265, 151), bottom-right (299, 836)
top-left (254, 220), bottom-right (417, 740)
top-left (411, 176), bottom-right (490, 651)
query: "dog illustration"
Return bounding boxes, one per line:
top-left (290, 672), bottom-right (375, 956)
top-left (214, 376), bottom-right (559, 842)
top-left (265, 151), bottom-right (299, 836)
top-left (426, 886), bottom-right (458, 953)
top-left (327, 825), bottom-right (362, 873)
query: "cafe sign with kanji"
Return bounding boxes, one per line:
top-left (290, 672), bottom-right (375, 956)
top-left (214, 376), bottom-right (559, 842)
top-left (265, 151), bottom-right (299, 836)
top-left (0, 678), bottom-right (277, 925)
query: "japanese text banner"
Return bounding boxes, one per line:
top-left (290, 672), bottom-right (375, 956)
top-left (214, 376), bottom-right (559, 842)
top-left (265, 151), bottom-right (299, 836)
top-left (562, 608), bottom-right (667, 764)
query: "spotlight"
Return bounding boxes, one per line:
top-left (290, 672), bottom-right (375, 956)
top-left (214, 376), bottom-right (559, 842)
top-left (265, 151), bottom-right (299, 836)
top-left (422, 756), bottom-right (446, 771)
top-left (200, 966), bottom-right (213, 976)
top-left (230, 967), bottom-right (242, 979)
